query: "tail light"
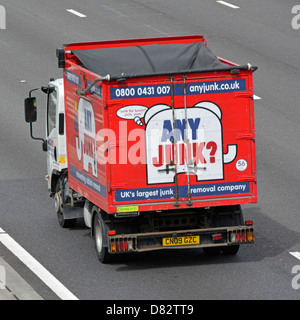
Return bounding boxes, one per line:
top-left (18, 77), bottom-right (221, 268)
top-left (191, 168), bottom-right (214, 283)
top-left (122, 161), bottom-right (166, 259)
top-left (110, 237), bottom-right (134, 253)
top-left (230, 229), bottom-right (254, 243)
top-left (247, 231), bottom-right (254, 242)
top-left (236, 231), bottom-right (246, 242)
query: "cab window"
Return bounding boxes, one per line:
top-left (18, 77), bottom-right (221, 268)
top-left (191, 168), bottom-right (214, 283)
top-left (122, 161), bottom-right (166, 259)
top-left (47, 88), bottom-right (57, 136)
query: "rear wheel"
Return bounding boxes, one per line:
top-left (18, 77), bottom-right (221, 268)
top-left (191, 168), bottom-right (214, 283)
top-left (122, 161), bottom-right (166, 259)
top-left (203, 205), bottom-right (242, 256)
top-left (202, 247), bottom-right (221, 256)
top-left (202, 245), bottom-right (240, 256)
top-left (93, 211), bottom-right (111, 263)
top-left (221, 245), bottom-right (240, 255)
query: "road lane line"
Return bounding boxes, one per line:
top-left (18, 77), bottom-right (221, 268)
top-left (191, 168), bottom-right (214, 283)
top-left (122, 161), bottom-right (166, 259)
top-left (0, 39), bottom-right (11, 47)
top-left (216, 1), bottom-right (240, 9)
top-left (290, 252), bottom-right (300, 261)
top-left (0, 228), bottom-right (78, 300)
top-left (142, 25), bottom-right (170, 36)
top-left (66, 9), bottom-right (86, 18)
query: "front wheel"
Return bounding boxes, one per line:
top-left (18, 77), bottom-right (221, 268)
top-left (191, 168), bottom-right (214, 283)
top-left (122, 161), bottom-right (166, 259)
top-left (55, 179), bottom-right (76, 228)
top-left (93, 212), bottom-right (111, 263)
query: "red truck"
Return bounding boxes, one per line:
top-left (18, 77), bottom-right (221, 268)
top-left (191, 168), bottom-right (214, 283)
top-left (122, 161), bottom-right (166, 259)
top-left (24, 35), bottom-right (257, 263)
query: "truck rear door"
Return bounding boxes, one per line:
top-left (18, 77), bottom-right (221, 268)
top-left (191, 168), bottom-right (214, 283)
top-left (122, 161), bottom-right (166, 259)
top-left (106, 70), bottom-right (256, 210)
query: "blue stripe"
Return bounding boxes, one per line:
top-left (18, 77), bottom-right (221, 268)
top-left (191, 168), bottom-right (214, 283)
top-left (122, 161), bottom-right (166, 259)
top-left (65, 70), bottom-right (82, 88)
top-left (69, 165), bottom-right (107, 198)
top-left (114, 181), bottom-right (250, 202)
top-left (110, 79), bottom-right (246, 100)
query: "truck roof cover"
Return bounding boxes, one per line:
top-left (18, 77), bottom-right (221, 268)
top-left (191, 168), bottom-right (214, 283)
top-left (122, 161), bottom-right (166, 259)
top-left (73, 42), bottom-right (231, 79)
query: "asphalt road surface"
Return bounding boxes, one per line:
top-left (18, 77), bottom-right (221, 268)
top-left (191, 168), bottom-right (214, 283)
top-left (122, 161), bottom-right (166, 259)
top-left (0, 0), bottom-right (300, 300)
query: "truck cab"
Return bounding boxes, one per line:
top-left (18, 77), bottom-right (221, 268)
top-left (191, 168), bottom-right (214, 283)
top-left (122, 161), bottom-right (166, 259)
top-left (43, 78), bottom-right (67, 195)
top-left (25, 78), bottom-right (81, 226)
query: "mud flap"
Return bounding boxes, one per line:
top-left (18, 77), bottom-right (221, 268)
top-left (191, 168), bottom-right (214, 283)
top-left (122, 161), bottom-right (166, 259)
top-left (62, 205), bottom-right (84, 220)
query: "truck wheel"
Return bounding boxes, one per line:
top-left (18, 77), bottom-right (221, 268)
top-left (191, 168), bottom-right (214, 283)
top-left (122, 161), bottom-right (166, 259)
top-left (93, 212), bottom-right (111, 263)
top-left (202, 247), bottom-right (221, 256)
top-left (221, 245), bottom-right (240, 255)
top-left (54, 188), bottom-right (63, 215)
top-left (202, 245), bottom-right (240, 256)
top-left (55, 181), bottom-right (76, 228)
top-left (203, 205), bottom-right (242, 256)
top-left (57, 210), bottom-right (76, 228)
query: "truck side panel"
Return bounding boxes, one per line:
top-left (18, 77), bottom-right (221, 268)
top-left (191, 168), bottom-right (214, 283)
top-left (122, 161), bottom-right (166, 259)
top-left (64, 66), bottom-right (109, 213)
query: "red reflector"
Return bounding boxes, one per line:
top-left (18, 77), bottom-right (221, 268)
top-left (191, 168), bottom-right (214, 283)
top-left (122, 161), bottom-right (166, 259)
top-left (245, 220), bottom-right (253, 226)
top-left (212, 234), bottom-right (222, 241)
top-left (108, 230), bottom-right (116, 236)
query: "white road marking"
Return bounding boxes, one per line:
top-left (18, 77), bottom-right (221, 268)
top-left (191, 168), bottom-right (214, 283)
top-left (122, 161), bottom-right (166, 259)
top-left (0, 228), bottom-right (78, 300)
top-left (142, 25), bottom-right (170, 36)
top-left (253, 95), bottom-right (262, 100)
top-left (0, 39), bottom-right (11, 47)
top-left (217, 1), bottom-right (240, 9)
top-left (290, 252), bottom-right (300, 261)
top-left (66, 9), bottom-right (86, 18)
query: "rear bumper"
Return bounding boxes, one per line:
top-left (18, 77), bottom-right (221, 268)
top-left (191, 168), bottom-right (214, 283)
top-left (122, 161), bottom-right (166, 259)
top-left (108, 225), bottom-right (254, 254)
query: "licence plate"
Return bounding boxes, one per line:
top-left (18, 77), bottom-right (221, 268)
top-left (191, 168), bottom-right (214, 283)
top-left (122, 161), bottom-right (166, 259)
top-left (162, 235), bottom-right (200, 247)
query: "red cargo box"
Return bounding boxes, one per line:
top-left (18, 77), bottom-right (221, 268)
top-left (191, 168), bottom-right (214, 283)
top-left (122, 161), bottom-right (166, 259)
top-left (62, 35), bottom-right (257, 215)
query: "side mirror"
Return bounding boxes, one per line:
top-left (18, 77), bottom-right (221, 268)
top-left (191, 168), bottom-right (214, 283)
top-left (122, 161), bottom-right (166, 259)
top-left (24, 88), bottom-right (46, 148)
top-left (24, 97), bottom-right (37, 123)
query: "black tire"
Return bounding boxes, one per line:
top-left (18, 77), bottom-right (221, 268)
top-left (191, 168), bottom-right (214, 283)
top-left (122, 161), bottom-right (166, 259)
top-left (203, 205), bottom-right (242, 256)
top-left (203, 245), bottom-right (240, 256)
top-left (218, 205), bottom-right (242, 255)
top-left (55, 179), bottom-right (76, 228)
top-left (221, 245), bottom-right (240, 255)
top-left (57, 211), bottom-right (77, 228)
top-left (202, 247), bottom-right (221, 256)
top-left (93, 212), bottom-right (111, 263)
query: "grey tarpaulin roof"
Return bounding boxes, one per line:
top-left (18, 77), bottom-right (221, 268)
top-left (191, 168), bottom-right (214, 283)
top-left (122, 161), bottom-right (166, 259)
top-left (72, 42), bottom-right (234, 80)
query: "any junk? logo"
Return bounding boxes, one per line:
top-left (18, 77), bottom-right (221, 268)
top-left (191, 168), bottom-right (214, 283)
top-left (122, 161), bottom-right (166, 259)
top-left (144, 102), bottom-right (237, 184)
top-left (292, 5), bottom-right (300, 30)
top-left (75, 98), bottom-right (98, 178)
